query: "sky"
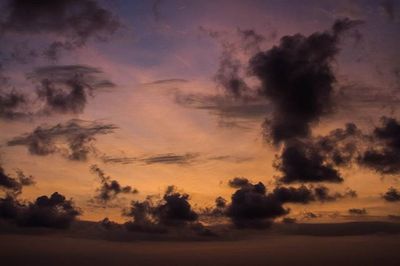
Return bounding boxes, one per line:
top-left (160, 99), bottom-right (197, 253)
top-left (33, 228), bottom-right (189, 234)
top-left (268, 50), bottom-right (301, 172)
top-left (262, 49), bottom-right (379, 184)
top-left (0, 0), bottom-right (400, 227)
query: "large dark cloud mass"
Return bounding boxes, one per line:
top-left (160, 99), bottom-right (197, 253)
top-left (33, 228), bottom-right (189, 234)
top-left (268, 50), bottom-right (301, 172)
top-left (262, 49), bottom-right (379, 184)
top-left (90, 165), bottom-right (138, 204)
top-left (0, 0), bottom-right (120, 49)
top-left (28, 65), bottom-right (115, 114)
top-left (275, 140), bottom-right (343, 184)
top-left (124, 186), bottom-right (198, 232)
top-left (249, 19), bottom-right (358, 144)
top-left (7, 119), bottom-right (117, 161)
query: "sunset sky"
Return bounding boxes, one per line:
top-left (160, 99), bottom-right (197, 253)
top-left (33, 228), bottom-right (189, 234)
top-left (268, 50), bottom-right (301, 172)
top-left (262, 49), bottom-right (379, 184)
top-left (1, 0), bottom-right (400, 225)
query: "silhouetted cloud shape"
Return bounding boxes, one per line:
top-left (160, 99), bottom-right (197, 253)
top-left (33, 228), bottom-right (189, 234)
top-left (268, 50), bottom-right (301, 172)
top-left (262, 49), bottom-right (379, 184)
top-left (1, 0), bottom-right (120, 54)
top-left (0, 192), bottom-right (80, 228)
top-left (359, 117), bottom-right (400, 174)
top-left (275, 140), bottom-right (343, 183)
top-left (91, 165), bottom-right (138, 204)
top-left (348, 208), bottom-right (367, 215)
top-left (382, 187), bottom-right (400, 202)
top-left (0, 167), bottom-right (34, 196)
top-left (249, 19), bottom-right (359, 144)
top-left (124, 186), bottom-right (198, 232)
top-left (8, 119), bottom-right (117, 161)
top-left (27, 65), bottom-right (115, 114)
top-left (226, 182), bottom-right (288, 228)
top-left (271, 185), bottom-right (315, 204)
top-left (228, 177), bottom-right (250, 188)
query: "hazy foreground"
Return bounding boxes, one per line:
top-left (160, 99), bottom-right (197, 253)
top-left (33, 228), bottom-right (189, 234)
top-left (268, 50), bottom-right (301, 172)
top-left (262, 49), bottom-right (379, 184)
top-left (1, 221), bottom-right (400, 266)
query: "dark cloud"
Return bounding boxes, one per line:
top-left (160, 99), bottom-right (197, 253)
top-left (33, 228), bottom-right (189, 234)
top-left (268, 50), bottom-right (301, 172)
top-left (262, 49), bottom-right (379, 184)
top-left (313, 185), bottom-right (356, 202)
top-left (124, 186), bottom-right (198, 232)
top-left (91, 165), bottom-right (138, 204)
top-left (271, 185), bottom-right (315, 204)
top-left (228, 177), bottom-right (250, 188)
top-left (0, 192), bottom-right (80, 228)
top-left (139, 153), bottom-right (199, 165)
top-left (282, 217), bottom-right (297, 224)
top-left (28, 65), bottom-right (115, 114)
top-left (0, 166), bottom-right (34, 195)
top-left (226, 182), bottom-right (288, 228)
top-left (0, 90), bottom-right (28, 120)
top-left (313, 123), bottom-right (362, 167)
top-left (359, 117), bottom-right (400, 174)
top-left (0, 0), bottom-right (120, 47)
top-left (8, 119), bottom-right (117, 161)
top-left (275, 140), bottom-right (344, 184)
top-left (382, 187), bottom-right (400, 202)
top-left (272, 185), bottom-right (356, 203)
top-left (348, 208), bottom-right (367, 215)
top-left (249, 19), bottom-right (359, 144)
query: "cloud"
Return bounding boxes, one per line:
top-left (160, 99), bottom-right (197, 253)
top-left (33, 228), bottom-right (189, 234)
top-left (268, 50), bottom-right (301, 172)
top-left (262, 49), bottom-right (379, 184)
top-left (272, 185), bottom-right (356, 203)
top-left (249, 19), bottom-right (360, 144)
top-left (359, 117), bottom-right (400, 174)
top-left (348, 208), bottom-right (367, 215)
top-left (124, 186), bottom-right (198, 232)
top-left (90, 165), bottom-right (138, 204)
top-left (0, 0), bottom-right (120, 49)
top-left (27, 65), bottom-right (115, 114)
top-left (0, 167), bottom-right (34, 196)
top-left (102, 153), bottom-right (199, 165)
top-left (271, 185), bottom-right (315, 204)
top-left (0, 192), bottom-right (80, 228)
top-left (174, 91), bottom-right (270, 121)
top-left (8, 119), bottom-right (117, 161)
top-left (226, 182), bottom-right (288, 228)
top-left (275, 140), bottom-right (344, 184)
top-left (228, 177), bottom-right (250, 188)
top-left (0, 90), bottom-right (28, 120)
top-left (382, 187), bottom-right (400, 202)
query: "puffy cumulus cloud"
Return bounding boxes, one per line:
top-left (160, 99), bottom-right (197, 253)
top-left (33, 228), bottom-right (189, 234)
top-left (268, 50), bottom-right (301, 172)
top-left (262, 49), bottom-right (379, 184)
top-left (226, 182), bottom-right (288, 228)
top-left (7, 119), bottom-right (117, 161)
top-left (273, 123), bottom-right (364, 184)
top-left (124, 186), bottom-right (198, 233)
top-left (0, 166), bottom-right (34, 196)
top-left (0, 192), bottom-right (80, 228)
top-left (359, 117), bottom-right (400, 174)
top-left (0, 0), bottom-right (121, 57)
top-left (28, 65), bottom-right (115, 114)
top-left (249, 19), bottom-right (360, 144)
top-left (90, 165), bottom-right (138, 204)
top-left (275, 140), bottom-right (344, 184)
top-left (222, 179), bottom-right (357, 228)
top-left (382, 187), bottom-right (400, 202)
